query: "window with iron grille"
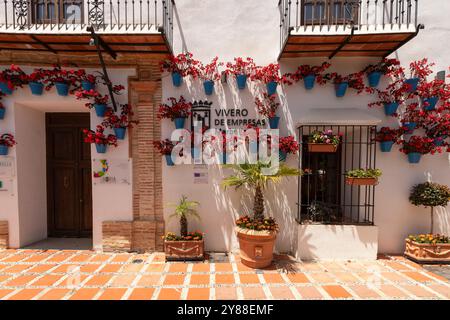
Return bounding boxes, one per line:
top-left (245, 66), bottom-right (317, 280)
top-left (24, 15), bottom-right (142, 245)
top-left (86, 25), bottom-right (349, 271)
top-left (297, 124), bottom-right (377, 225)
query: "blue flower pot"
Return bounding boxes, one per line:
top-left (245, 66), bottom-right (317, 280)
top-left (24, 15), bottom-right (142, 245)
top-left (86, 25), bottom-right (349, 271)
top-left (55, 82), bottom-right (69, 96)
top-left (434, 137), bottom-right (446, 146)
top-left (0, 82), bottom-right (12, 95)
top-left (368, 71), bottom-right (382, 88)
top-left (114, 127), bottom-right (126, 140)
top-left (95, 144), bottom-right (107, 154)
top-left (203, 80), bottom-right (214, 95)
top-left (171, 72), bottom-right (182, 87)
top-left (422, 96), bottom-right (439, 111)
top-left (405, 77), bottom-right (420, 93)
top-left (0, 108), bottom-right (5, 120)
top-left (279, 150), bottom-right (287, 162)
top-left (94, 104), bottom-right (107, 117)
top-left (165, 154), bottom-right (175, 166)
top-left (0, 145), bottom-right (9, 156)
top-left (236, 74), bottom-right (247, 90)
top-left (303, 75), bottom-right (316, 90)
top-left (29, 82), bottom-right (44, 95)
top-left (266, 81), bottom-right (278, 95)
top-left (335, 82), bottom-right (348, 97)
top-left (174, 117), bottom-right (186, 129)
top-left (403, 122), bottom-right (417, 134)
top-left (384, 102), bottom-right (399, 116)
top-left (268, 116), bottom-right (280, 129)
top-left (380, 141), bottom-right (394, 152)
top-left (81, 81), bottom-right (95, 91)
top-left (407, 152), bottom-right (421, 164)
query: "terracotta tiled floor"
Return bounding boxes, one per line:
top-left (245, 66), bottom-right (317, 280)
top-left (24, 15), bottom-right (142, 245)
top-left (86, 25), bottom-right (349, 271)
top-left (0, 249), bottom-right (449, 300)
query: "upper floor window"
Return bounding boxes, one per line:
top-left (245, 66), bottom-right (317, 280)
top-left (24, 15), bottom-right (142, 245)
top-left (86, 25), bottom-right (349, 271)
top-left (302, 0), bottom-right (359, 25)
top-left (33, 0), bottom-right (83, 24)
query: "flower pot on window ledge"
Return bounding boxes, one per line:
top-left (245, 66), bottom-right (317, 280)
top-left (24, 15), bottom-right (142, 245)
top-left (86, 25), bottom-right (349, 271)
top-left (307, 143), bottom-right (338, 153)
top-left (55, 82), bottom-right (69, 96)
top-left (0, 145), bottom-right (9, 156)
top-left (164, 239), bottom-right (205, 261)
top-left (404, 239), bottom-right (450, 264)
top-left (29, 82), bottom-right (44, 95)
top-left (236, 227), bottom-right (276, 269)
top-left (345, 177), bottom-right (378, 186)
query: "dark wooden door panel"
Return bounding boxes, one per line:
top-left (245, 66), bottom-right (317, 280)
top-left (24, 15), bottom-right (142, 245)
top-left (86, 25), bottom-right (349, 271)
top-left (46, 113), bottom-right (92, 238)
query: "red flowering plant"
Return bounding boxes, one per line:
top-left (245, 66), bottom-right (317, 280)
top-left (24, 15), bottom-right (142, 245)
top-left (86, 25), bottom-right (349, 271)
top-left (288, 62), bottom-right (331, 84)
top-left (225, 57), bottom-right (257, 76)
top-left (251, 63), bottom-right (291, 85)
top-left (157, 96), bottom-right (192, 120)
top-left (75, 89), bottom-right (109, 108)
top-left (399, 136), bottom-right (439, 155)
top-left (423, 113), bottom-right (450, 139)
top-left (0, 134), bottom-right (17, 147)
top-left (254, 93), bottom-right (280, 118)
top-left (83, 125), bottom-right (118, 147)
top-left (74, 69), bottom-right (97, 85)
top-left (102, 104), bottom-right (138, 129)
top-left (416, 79), bottom-right (448, 102)
top-left (45, 66), bottom-right (78, 86)
top-left (409, 58), bottom-right (434, 80)
top-left (0, 64), bottom-right (27, 90)
top-left (364, 58), bottom-right (401, 75)
top-left (330, 72), bottom-right (371, 94)
top-left (369, 79), bottom-right (411, 108)
top-left (278, 136), bottom-right (300, 154)
top-left (159, 52), bottom-right (200, 78)
top-left (198, 57), bottom-right (223, 81)
top-left (27, 68), bottom-right (48, 84)
top-left (401, 103), bottom-right (426, 127)
top-left (153, 139), bottom-right (179, 155)
top-left (375, 127), bottom-right (404, 142)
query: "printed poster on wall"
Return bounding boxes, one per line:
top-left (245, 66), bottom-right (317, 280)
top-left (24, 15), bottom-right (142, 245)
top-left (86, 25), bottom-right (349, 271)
top-left (92, 158), bottom-right (132, 185)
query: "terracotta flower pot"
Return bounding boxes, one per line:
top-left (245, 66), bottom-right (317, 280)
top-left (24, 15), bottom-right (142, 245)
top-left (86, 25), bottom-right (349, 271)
top-left (164, 240), bottom-right (204, 261)
top-left (307, 143), bottom-right (338, 153)
top-left (236, 227), bottom-right (276, 269)
top-left (345, 177), bottom-right (378, 186)
top-left (404, 239), bottom-right (450, 264)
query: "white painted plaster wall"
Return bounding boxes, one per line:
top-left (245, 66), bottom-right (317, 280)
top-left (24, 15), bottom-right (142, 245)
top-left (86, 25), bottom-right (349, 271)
top-left (161, 0), bottom-right (450, 254)
top-left (0, 66), bottom-right (135, 249)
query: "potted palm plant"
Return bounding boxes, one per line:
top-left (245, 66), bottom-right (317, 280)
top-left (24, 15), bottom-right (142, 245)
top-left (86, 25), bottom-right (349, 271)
top-left (164, 195), bottom-right (204, 261)
top-left (222, 162), bottom-right (301, 268)
top-left (405, 182), bottom-right (450, 263)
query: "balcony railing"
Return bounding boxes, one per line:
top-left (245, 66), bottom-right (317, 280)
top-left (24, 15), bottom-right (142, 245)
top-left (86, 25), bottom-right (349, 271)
top-left (279, 0), bottom-right (420, 49)
top-left (1, 0), bottom-right (174, 45)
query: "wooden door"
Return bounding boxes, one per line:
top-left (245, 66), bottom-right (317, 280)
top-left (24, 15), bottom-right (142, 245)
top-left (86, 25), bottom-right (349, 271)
top-left (46, 113), bottom-right (92, 237)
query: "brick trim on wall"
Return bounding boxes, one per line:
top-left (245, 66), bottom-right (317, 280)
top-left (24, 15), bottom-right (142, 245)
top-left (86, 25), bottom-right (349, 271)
top-left (0, 221), bottom-right (9, 249)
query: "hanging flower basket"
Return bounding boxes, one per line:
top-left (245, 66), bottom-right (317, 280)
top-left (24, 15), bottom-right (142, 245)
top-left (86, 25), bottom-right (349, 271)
top-left (174, 117), bottom-right (186, 129)
top-left (0, 145), bottom-right (9, 156)
top-left (422, 96), bottom-right (439, 111)
top-left (407, 152), bottom-right (422, 164)
top-left (345, 177), bottom-right (378, 186)
top-left (29, 82), bottom-right (44, 95)
top-left (334, 82), bottom-right (348, 97)
top-left (405, 77), bottom-right (420, 92)
top-left (403, 122), bottom-right (417, 134)
top-left (55, 82), bottom-right (69, 96)
top-left (384, 102), bottom-right (399, 116)
top-left (0, 108), bottom-right (5, 120)
top-left (95, 143), bottom-right (107, 154)
top-left (113, 127), bottom-right (127, 140)
top-left (266, 81), bottom-right (278, 95)
top-left (268, 116), bottom-right (280, 129)
top-left (171, 72), bottom-right (182, 87)
top-left (94, 104), bottom-right (107, 117)
top-left (380, 141), bottom-right (394, 152)
top-left (0, 82), bottom-right (13, 95)
top-left (303, 74), bottom-right (316, 90)
top-left (236, 74), bottom-right (247, 90)
top-left (81, 80), bottom-right (95, 91)
top-left (203, 80), bottom-right (214, 95)
top-left (367, 71), bottom-right (382, 88)
top-left (165, 154), bottom-right (175, 166)
top-left (307, 143), bottom-right (338, 153)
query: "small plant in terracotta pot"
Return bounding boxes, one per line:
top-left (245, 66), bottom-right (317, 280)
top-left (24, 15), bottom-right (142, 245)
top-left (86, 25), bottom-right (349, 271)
top-left (307, 129), bottom-right (342, 153)
top-left (222, 162), bottom-right (301, 268)
top-left (164, 195), bottom-right (204, 261)
top-left (405, 182), bottom-right (450, 263)
top-left (345, 168), bottom-right (382, 186)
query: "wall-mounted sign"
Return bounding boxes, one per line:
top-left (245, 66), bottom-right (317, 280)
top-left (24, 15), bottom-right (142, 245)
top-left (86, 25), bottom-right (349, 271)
top-left (92, 158), bottom-right (132, 185)
top-left (193, 164), bottom-right (208, 184)
top-left (0, 157), bottom-right (15, 178)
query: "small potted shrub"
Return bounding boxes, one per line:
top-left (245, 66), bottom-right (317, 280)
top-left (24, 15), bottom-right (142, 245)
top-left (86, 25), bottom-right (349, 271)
top-left (153, 139), bottom-right (179, 166)
top-left (160, 52), bottom-right (200, 87)
top-left (164, 195), bottom-right (204, 261)
top-left (27, 68), bottom-right (46, 95)
top-left (198, 57), bottom-right (223, 95)
top-left (278, 136), bottom-right (299, 162)
top-left (345, 168), bottom-right (382, 186)
top-left (399, 135), bottom-right (436, 164)
top-left (226, 57), bottom-right (256, 90)
top-left (289, 62), bottom-right (331, 90)
top-left (405, 58), bottom-right (434, 93)
top-left (307, 130), bottom-right (341, 153)
top-left (75, 89), bottom-right (110, 117)
top-left (157, 96), bottom-right (192, 129)
top-left (0, 64), bottom-right (26, 95)
top-left (405, 182), bottom-right (450, 263)
top-left (364, 58), bottom-right (400, 87)
top-left (102, 104), bottom-right (138, 140)
top-left (254, 93), bottom-right (280, 129)
top-left (0, 102), bottom-right (5, 120)
top-left (83, 125), bottom-right (118, 154)
top-left (375, 127), bottom-right (404, 152)
top-left (222, 162), bottom-right (301, 268)
top-left (0, 133), bottom-right (17, 156)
